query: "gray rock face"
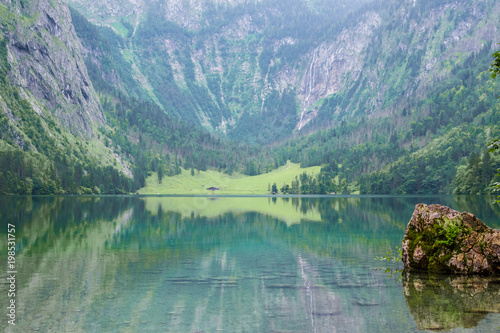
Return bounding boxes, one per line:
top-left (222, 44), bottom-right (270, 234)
top-left (62, 0), bottom-right (500, 136)
top-left (402, 204), bottom-right (500, 275)
top-left (1, 0), bottom-right (104, 138)
top-left (296, 11), bottom-right (381, 130)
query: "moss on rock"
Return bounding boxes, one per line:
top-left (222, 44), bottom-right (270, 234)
top-left (402, 204), bottom-right (500, 275)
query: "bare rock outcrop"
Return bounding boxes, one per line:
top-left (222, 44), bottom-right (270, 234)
top-left (402, 204), bottom-right (500, 275)
top-left (1, 0), bottom-right (105, 138)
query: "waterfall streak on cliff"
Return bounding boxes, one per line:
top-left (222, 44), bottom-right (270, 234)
top-left (298, 51), bottom-right (317, 130)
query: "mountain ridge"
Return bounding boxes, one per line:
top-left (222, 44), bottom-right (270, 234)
top-left (66, 0), bottom-right (500, 144)
top-left (0, 0), bottom-right (499, 195)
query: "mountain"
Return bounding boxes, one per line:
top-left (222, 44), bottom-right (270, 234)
top-left (67, 0), bottom-right (375, 143)
top-left (0, 0), bottom-right (251, 195)
top-left (0, 0), bottom-right (129, 195)
top-left (66, 0), bottom-right (499, 144)
top-left (1, 0), bottom-right (104, 137)
top-left (0, 0), bottom-right (499, 195)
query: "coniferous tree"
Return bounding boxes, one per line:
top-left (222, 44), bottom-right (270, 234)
top-left (0, 171), bottom-right (6, 194)
top-left (481, 150), bottom-right (492, 191)
top-left (469, 152), bottom-right (481, 194)
top-left (74, 163), bottom-right (83, 188)
top-left (488, 45), bottom-right (500, 200)
top-left (158, 165), bottom-right (163, 184)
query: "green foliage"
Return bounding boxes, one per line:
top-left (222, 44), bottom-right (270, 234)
top-left (488, 45), bottom-right (500, 202)
top-left (375, 246), bottom-right (402, 263)
top-left (436, 219), bottom-right (462, 247)
top-left (100, 0), bottom-right (372, 143)
top-left (278, 169), bottom-right (347, 195)
top-left (120, 18), bottom-right (134, 38)
top-left (139, 161), bottom-right (321, 195)
top-left (97, 78), bottom-right (258, 177)
top-left (453, 150), bottom-right (498, 194)
top-left (70, 7), bottom-right (148, 100)
top-left (135, 4), bottom-right (189, 41)
top-left (5, 0), bottom-right (500, 196)
top-left (0, 146), bottom-right (133, 195)
top-left (259, 47), bottom-right (273, 75)
top-left (268, 40), bottom-right (500, 194)
top-left (0, 15), bottom-right (133, 195)
top-left (157, 165), bottom-right (163, 184)
top-left (228, 89), bottom-right (299, 145)
top-left (490, 44), bottom-right (500, 79)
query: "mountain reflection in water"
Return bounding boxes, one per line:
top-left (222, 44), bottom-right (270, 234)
top-left (0, 195), bottom-right (499, 332)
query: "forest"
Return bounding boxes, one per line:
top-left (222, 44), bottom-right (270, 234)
top-left (0, 0), bottom-right (499, 195)
top-left (269, 43), bottom-right (500, 195)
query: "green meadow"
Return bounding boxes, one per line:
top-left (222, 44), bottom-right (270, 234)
top-left (138, 161), bottom-right (322, 195)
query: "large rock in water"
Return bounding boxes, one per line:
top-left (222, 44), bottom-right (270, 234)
top-left (402, 204), bottom-right (500, 275)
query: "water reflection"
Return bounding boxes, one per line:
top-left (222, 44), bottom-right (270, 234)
top-left (403, 272), bottom-right (500, 331)
top-left (0, 195), bottom-right (499, 332)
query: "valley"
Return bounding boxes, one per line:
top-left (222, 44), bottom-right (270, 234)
top-left (0, 0), bottom-right (499, 195)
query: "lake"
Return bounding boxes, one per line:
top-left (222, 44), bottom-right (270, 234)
top-left (1, 195), bottom-right (500, 332)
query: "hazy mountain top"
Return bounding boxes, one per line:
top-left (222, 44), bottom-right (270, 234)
top-left (67, 0), bottom-right (373, 30)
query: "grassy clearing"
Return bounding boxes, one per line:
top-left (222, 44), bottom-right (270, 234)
top-left (108, 20), bottom-right (129, 39)
top-left (139, 161), bottom-right (322, 195)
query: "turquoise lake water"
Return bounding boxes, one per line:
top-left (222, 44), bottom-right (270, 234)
top-left (1, 195), bottom-right (499, 332)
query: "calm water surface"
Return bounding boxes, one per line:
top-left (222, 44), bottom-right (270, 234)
top-left (1, 195), bottom-right (500, 332)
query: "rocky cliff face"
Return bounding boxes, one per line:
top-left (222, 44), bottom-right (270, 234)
top-left (64, 0), bottom-right (500, 142)
top-left (68, 0), bottom-right (254, 27)
top-left (1, 0), bottom-right (104, 138)
top-left (65, 0), bottom-right (377, 140)
top-left (296, 11), bottom-right (382, 129)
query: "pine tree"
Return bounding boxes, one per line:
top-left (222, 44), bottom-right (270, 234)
top-left (481, 150), bottom-right (492, 192)
top-left (0, 171), bottom-right (6, 194)
top-left (74, 163), bottom-right (83, 188)
top-left (158, 165), bottom-right (163, 184)
top-left (468, 152), bottom-right (481, 194)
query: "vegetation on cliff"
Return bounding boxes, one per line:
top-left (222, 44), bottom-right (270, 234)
top-left (1, 0), bottom-right (500, 195)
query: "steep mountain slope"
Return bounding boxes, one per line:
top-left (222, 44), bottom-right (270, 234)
top-left (1, 0), bottom-right (499, 195)
top-left (312, 0), bottom-right (500, 125)
top-left (0, 0), bottom-right (252, 195)
top-left (271, 42), bottom-right (500, 195)
top-left (0, 0), bottom-right (139, 194)
top-left (1, 0), bottom-right (104, 137)
top-left (67, 0), bottom-right (374, 143)
top-left (66, 0), bottom-right (500, 146)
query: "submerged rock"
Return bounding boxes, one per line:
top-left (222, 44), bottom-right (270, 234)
top-left (402, 204), bottom-right (500, 275)
top-left (403, 271), bottom-right (500, 331)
